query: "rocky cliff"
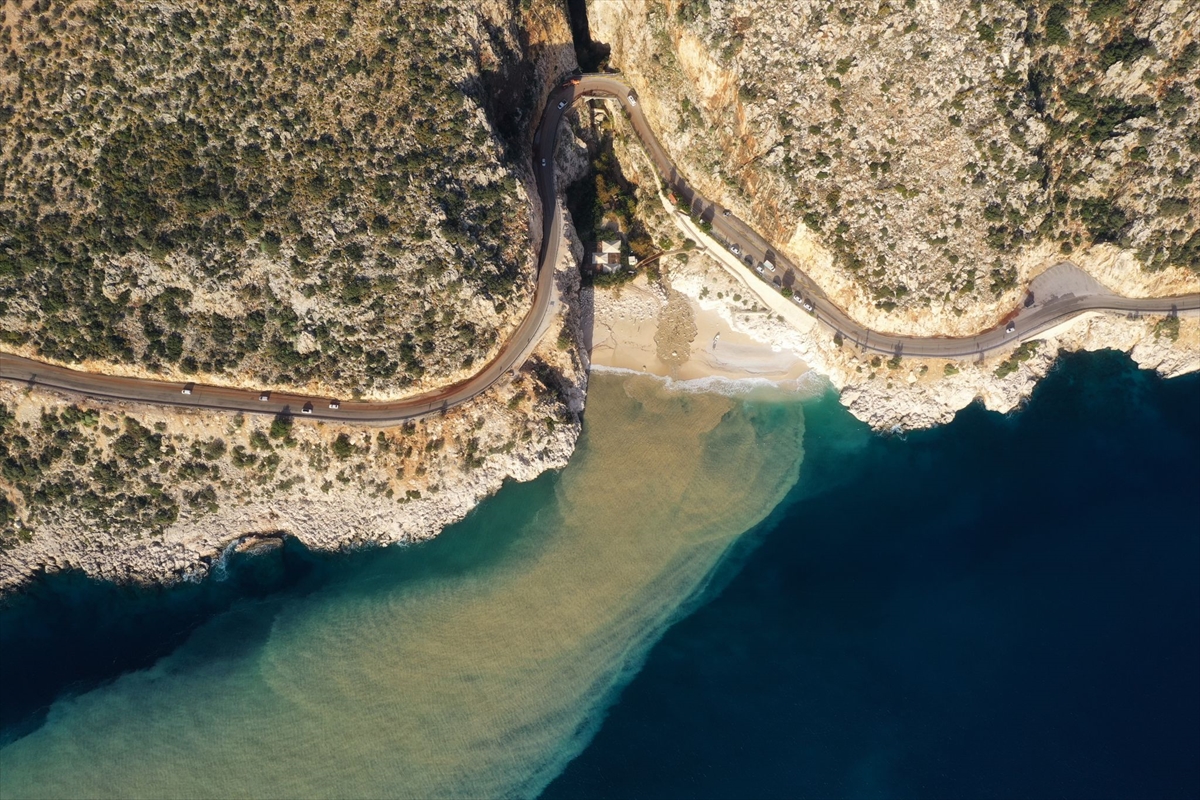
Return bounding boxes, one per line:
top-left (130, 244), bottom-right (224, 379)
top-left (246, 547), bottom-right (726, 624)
top-left (0, 0), bottom-right (572, 400)
top-left (0, 244), bottom-right (587, 594)
top-left (588, 0), bottom-right (1199, 339)
top-left (569, 89), bottom-right (1198, 430)
top-left (0, 0), bottom-right (588, 594)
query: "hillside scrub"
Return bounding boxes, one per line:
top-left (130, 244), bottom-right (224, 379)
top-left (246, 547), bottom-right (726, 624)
top-left (591, 0), bottom-right (1199, 333)
top-left (0, 0), bottom-right (550, 397)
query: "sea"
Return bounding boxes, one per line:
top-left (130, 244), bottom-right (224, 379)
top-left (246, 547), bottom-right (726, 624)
top-left (1, 349), bottom-right (1197, 798)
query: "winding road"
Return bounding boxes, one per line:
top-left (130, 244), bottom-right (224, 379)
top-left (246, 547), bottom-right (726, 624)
top-left (2, 74), bottom-right (1197, 421)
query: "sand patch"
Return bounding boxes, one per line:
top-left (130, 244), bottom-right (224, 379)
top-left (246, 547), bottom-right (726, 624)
top-left (590, 275), bottom-right (809, 384)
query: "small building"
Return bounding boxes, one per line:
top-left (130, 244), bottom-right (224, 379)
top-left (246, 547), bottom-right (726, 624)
top-left (591, 240), bottom-right (623, 273)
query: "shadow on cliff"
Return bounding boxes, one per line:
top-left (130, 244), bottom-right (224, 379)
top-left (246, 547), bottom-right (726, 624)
top-left (565, 0), bottom-right (610, 72)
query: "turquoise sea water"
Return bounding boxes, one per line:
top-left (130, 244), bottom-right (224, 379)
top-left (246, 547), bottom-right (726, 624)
top-left (0, 374), bottom-right (808, 798)
top-left (2, 351), bottom-right (1198, 798)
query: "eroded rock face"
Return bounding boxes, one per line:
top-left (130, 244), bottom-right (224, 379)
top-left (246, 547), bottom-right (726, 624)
top-left (588, 0), bottom-right (1199, 339)
top-left (0, 259), bottom-right (588, 595)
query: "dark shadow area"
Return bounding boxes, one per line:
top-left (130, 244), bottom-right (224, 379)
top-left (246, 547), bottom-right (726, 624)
top-left (0, 537), bottom-right (327, 745)
top-left (564, 124), bottom-right (657, 288)
top-left (475, 17), bottom-right (540, 165)
top-left (565, 0), bottom-right (610, 72)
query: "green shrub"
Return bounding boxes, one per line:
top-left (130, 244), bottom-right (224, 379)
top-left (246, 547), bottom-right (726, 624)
top-left (1044, 4), bottom-right (1070, 45)
top-left (332, 434), bottom-right (356, 460)
top-left (1153, 315), bottom-right (1180, 341)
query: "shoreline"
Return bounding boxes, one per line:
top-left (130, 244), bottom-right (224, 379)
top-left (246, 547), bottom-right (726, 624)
top-left (587, 275), bottom-right (812, 390)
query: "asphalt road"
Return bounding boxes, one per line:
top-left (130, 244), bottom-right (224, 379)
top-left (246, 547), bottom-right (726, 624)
top-left (568, 75), bottom-right (1200, 359)
top-left (2, 74), bottom-right (1197, 420)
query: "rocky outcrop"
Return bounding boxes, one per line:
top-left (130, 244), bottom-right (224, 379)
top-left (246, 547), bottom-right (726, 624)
top-left (0, 244), bottom-right (587, 594)
top-left (578, 0), bottom-right (1198, 428)
top-left (587, 0), bottom-right (1199, 336)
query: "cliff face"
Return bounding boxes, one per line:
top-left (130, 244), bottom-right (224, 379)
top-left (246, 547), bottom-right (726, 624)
top-left (0, 249), bottom-right (587, 594)
top-left (588, 0), bottom-right (1199, 338)
top-left (0, 0), bottom-right (569, 400)
top-left (0, 0), bottom-right (590, 594)
top-left (566, 91), bottom-right (1197, 431)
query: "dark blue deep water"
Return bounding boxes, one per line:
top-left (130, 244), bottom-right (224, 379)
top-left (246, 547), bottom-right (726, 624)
top-left (2, 350), bottom-right (1198, 797)
top-left (545, 350), bottom-right (1200, 799)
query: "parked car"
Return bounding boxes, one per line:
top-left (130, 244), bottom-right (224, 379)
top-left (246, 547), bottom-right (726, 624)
top-left (259, 392), bottom-right (270, 402)
top-left (328, 400), bottom-right (340, 410)
top-left (729, 243), bottom-right (741, 255)
top-left (302, 402), bottom-right (314, 414)
top-left (627, 92), bottom-right (638, 106)
top-left (1005, 321), bottom-right (1017, 334)
top-left (802, 299), bottom-right (814, 312)
top-left (762, 259), bottom-right (776, 272)
top-left (722, 209), bottom-right (732, 217)
top-left (181, 383), bottom-right (194, 395)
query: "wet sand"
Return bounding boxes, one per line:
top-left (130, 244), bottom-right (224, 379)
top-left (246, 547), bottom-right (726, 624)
top-left (589, 277), bottom-right (810, 384)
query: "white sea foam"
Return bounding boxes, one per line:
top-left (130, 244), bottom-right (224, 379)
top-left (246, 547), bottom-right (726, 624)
top-left (589, 363), bottom-right (831, 400)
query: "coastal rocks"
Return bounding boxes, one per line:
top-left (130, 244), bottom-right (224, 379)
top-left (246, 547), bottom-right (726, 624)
top-left (586, 0), bottom-right (1198, 343)
top-left (0, 237), bottom-right (588, 596)
top-left (820, 312), bottom-right (1199, 431)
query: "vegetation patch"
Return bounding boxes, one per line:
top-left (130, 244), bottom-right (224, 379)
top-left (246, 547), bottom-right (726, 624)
top-left (0, 1), bottom-right (539, 395)
top-left (994, 340), bottom-right (1043, 378)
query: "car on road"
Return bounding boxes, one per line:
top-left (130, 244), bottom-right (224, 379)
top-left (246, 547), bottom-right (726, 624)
top-left (259, 392), bottom-right (270, 402)
top-left (328, 400), bottom-right (340, 410)
top-left (181, 383), bottom-right (194, 395)
top-left (302, 402), bottom-right (313, 414)
top-left (627, 92), bottom-right (638, 106)
top-left (541, 158), bottom-right (547, 167)
top-left (722, 209), bottom-right (732, 217)
top-left (557, 100), bottom-right (567, 110)
top-left (1005, 321), bottom-right (1017, 334)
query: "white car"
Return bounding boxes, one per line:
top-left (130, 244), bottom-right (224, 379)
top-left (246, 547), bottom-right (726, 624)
top-left (181, 384), bottom-right (193, 395)
top-left (1005, 321), bottom-right (1016, 334)
top-left (541, 158), bottom-right (547, 167)
top-left (557, 100), bottom-right (567, 110)
top-left (730, 243), bottom-right (741, 255)
top-left (762, 259), bottom-right (776, 272)
top-left (301, 402), bottom-right (314, 415)
top-left (328, 400), bottom-right (340, 410)
top-left (259, 392), bottom-right (270, 402)
top-left (802, 299), bottom-right (814, 312)
top-left (722, 209), bottom-right (732, 217)
top-left (627, 92), bottom-right (638, 106)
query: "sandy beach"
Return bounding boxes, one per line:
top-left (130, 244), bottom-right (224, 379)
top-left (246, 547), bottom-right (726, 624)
top-left (588, 275), bottom-right (810, 385)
